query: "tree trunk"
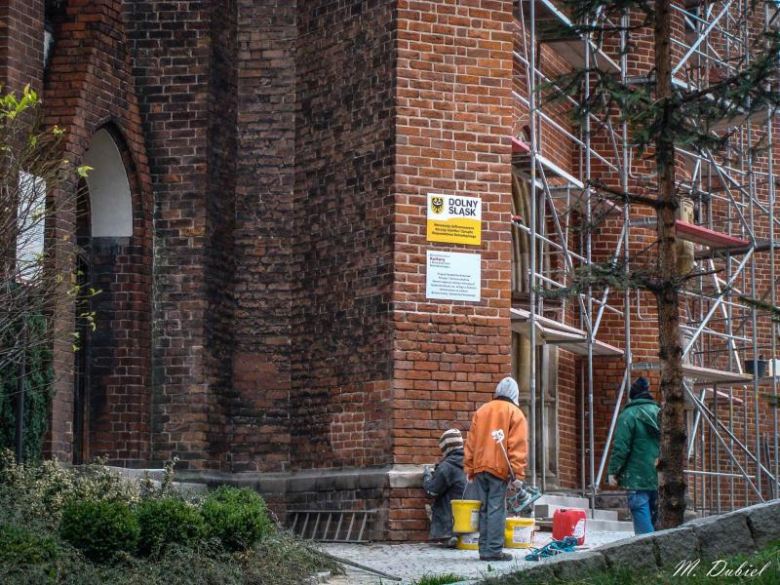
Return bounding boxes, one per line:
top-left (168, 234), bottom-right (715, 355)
top-left (654, 0), bottom-right (687, 529)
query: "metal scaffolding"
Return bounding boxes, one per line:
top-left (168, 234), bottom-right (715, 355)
top-left (511, 0), bottom-right (780, 515)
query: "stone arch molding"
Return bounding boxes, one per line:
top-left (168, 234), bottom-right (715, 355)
top-left (83, 128), bottom-right (133, 238)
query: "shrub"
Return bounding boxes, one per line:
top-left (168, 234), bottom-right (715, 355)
top-left (60, 500), bottom-right (140, 562)
top-left (0, 450), bottom-right (140, 526)
top-left (137, 498), bottom-right (205, 556)
top-left (201, 486), bottom-right (272, 551)
top-left (68, 459), bottom-right (141, 507)
top-left (0, 524), bottom-right (58, 565)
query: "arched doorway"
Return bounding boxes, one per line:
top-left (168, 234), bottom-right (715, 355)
top-left (73, 128), bottom-right (134, 464)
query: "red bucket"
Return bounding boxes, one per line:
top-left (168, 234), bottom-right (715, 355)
top-left (552, 508), bottom-right (587, 545)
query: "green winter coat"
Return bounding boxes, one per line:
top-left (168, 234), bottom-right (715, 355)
top-left (607, 398), bottom-right (661, 490)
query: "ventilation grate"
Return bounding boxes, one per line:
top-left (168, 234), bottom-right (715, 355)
top-left (288, 509), bottom-right (376, 543)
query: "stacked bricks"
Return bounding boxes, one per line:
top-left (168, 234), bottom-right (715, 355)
top-left (390, 0), bottom-right (515, 539)
top-left (2, 0), bottom-right (776, 541)
top-left (125, 0), bottom-right (232, 469)
top-left (288, 0), bottom-right (397, 472)
top-left (0, 0), bottom-right (43, 90)
top-left (39, 0), bottom-right (154, 466)
top-left (230, 0), bottom-right (295, 473)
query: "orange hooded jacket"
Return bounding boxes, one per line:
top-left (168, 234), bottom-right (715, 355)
top-left (464, 397), bottom-right (528, 481)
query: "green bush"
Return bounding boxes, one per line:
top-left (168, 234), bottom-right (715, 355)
top-left (137, 498), bottom-right (204, 556)
top-left (0, 451), bottom-right (140, 526)
top-left (59, 500), bottom-right (140, 563)
top-left (0, 524), bottom-right (58, 565)
top-left (201, 486), bottom-right (272, 551)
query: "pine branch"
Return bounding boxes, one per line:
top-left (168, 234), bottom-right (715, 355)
top-left (739, 296), bottom-right (780, 322)
top-left (588, 179), bottom-right (661, 208)
top-left (537, 262), bottom-right (656, 301)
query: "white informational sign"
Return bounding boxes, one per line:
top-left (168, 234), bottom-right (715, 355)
top-left (426, 193), bottom-right (482, 245)
top-left (426, 250), bottom-right (481, 302)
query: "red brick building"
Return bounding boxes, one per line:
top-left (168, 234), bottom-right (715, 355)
top-left (1, 0), bottom-right (778, 540)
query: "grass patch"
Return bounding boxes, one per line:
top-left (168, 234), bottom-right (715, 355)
top-left (412, 573), bottom-right (466, 585)
top-left (482, 540), bottom-right (780, 584)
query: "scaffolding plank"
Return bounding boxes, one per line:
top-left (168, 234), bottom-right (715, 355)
top-left (694, 238), bottom-right (771, 260)
top-left (511, 137), bottom-right (584, 189)
top-left (634, 362), bottom-right (753, 387)
top-left (543, 38), bottom-right (620, 72)
top-left (511, 307), bottom-right (585, 336)
top-left (675, 220), bottom-right (750, 250)
top-left (519, 0), bottom-right (619, 72)
top-left (519, 0), bottom-right (564, 22)
top-left (510, 308), bottom-right (623, 357)
top-left (558, 338), bottom-right (624, 357)
top-left (511, 137), bottom-right (530, 154)
top-left (683, 364), bottom-right (752, 385)
top-left (701, 387), bottom-right (744, 405)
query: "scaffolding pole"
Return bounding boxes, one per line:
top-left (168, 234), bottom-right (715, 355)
top-left (509, 0), bottom-right (777, 515)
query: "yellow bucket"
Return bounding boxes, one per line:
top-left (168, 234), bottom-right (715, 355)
top-left (451, 500), bottom-right (481, 533)
top-left (456, 532), bottom-right (480, 550)
top-left (504, 517), bottom-right (535, 549)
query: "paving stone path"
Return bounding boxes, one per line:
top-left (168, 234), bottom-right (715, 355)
top-left (322, 530), bottom-right (630, 584)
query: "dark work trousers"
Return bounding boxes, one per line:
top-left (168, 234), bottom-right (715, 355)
top-left (475, 472), bottom-right (508, 557)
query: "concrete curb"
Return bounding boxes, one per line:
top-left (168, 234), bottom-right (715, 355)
top-left (469, 499), bottom-right (780, 583)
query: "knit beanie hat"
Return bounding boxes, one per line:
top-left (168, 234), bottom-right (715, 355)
top-left (495, 376), bottom-right (520, 406)
top-left (438, 429), bottom-right (464, 456)
top-left (629, 376), bottom-right (652, 400)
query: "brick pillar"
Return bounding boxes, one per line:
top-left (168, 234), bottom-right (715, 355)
top-left (289, 0), bottom-right (396, 471)
top-left (390, 0), bottom-right (515, 540)
top-left (125, 0), bottom-right (230, 469)
top-left (229, 0), bottom-right (296, 473)
top-left (0, 0), bottom-right (44, 92)
top-left (39, 0), bottom-right (154, 464)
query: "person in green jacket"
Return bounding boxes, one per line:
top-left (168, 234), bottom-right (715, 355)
top-left (607, 377), bottom-right (661, 534)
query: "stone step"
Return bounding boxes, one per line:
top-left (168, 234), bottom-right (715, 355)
top-left (536, 517), bottom-right (634, 533)
top-left (536, 493), bottom-right (591, 509)
top-left (106, 466), bottom-right (209, 495)
top-left (534, 503), bottom-right (618, 521)
top-left (587, 518), bottom-right (634, 532)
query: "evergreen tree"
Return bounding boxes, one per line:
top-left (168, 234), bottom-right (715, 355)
top-left (543, 0), bottom-right (780, 527)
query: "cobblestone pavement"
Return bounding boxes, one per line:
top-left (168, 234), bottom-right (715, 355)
top-left (322, 530), bottom-right (630, 584)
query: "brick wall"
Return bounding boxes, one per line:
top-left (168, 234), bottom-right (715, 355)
top-left (0, 0), bottom-right (43, 91)
top-left (126, 0), bottom-right (231, 469)
top-left (229, 0), bottom-right (296, 474)
top-left (41, 0), bottom-right (154, 465)
top-left (289, 0), bottom-right (397, 471)
top-left (391, 0), bottom-right (515, 539)
top-left (2, 0), bottom-right (777, 541)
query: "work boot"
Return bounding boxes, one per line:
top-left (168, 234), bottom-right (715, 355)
top-left (479, 552), bottom-right (513, 562)
top-left (446, 536), bottom-right (458, 548)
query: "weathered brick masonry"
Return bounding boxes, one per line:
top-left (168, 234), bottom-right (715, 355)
top-left (43, 0), bottom-right (154, 465)
top-left (2, 0), bottom-right (777, 540)
top-left (390, 0), bottom-right (514, 538)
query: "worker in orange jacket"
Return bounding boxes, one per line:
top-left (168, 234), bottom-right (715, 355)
top-left (464, 377), bottom-right (528, 561)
